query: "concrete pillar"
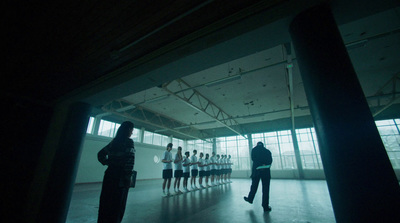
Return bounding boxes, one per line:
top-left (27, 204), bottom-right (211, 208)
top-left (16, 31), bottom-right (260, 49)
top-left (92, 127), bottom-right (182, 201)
top-left (247, 134), bottom-right (253, 178)
top-left (290, 128), bottom-right (304, 179)
top-left (26, 102), bottom-right (91, 222)
top-left (92, 116), bottom-right (101, 135)
top-left (289, 4), bottom-right (400, 222)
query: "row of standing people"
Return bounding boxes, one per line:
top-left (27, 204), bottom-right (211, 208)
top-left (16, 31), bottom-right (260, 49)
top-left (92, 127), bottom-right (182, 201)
top-left (162, 143), bottom-right (233, 196)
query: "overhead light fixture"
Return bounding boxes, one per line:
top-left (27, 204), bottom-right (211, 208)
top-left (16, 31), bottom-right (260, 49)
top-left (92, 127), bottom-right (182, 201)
top-left (204, 75), bottom-right (241, 87)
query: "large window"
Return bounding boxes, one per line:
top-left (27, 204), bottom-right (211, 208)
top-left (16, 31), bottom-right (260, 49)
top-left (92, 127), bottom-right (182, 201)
top-left (98, 120), bottom-right (120, 137)
top-left (172, 138), bottom-right (184, 152)
top-left (143, 131), bottom-right (170, 146)
top-left (252, 130), bottom-right (297, 170)
top-left (216, 136), bottom-right (250, 170)
top-left (296, 128), bottom-right (322, 169)
top-left (86, 117), bottom-right (95, 134)
top-left (376, 119), bottom-right (400, 169)
top-left (186, 139), bottom-right (212, 156)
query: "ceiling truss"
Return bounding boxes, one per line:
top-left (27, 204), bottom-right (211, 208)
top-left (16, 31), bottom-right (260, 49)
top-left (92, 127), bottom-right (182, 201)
top-left (101, 99), bottom-right (212, 141)
top-left (162, 78), bottom-right (246, 138)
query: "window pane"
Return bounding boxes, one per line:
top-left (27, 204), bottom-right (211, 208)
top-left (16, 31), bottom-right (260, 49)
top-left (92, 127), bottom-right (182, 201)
top-left (130, 128), bottom-right (140, 142)
top-left (143, 131), bottom-right (153, 144)
top-left (98, 120), bottom-right (114, 137)
top-left (86, 117), bottom-right (94, 134)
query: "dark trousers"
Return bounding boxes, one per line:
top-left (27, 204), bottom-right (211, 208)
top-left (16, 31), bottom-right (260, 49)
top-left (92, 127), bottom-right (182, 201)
top-left (98, 169), bottom-right (129, 223)
top-left (247, 169), bottom-right (271, 208)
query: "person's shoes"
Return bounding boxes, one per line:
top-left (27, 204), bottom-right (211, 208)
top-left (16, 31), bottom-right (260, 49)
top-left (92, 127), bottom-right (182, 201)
top-left (243, 196), bottom-right (252, 204)
top-left (263, 206), bottom-right (272, 212)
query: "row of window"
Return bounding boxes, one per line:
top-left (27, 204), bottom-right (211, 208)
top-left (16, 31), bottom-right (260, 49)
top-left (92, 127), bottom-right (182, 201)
top-left (86, 118), bottom-right (400, 171)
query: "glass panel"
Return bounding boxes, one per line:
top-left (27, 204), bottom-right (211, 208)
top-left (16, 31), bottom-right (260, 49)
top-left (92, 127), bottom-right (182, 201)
top-left (130, 128), bottom-right (140, 142)
top-left (143, 131), bottom-right (153, 144)
top-left (98, 120), bottom-right (114, 137)
top-left (86, 117), bottom-right (94, 134)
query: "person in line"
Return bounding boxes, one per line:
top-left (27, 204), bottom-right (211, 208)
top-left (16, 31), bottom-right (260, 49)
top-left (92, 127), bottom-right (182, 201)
top-left (162, 143), bottom-right (173, 196)
top-left (227, 155), bottom-right (233, 183)
top-left (190, 150), bottom-right (200, 190)
top-left (198, 152), bottom-right (206, 188)
top-left (244, 142), bottom-right (273, 212)
top-left (210, 152), bottom-right (217, 186)
top-left (222, 155), bottom-right (227, 183)
top-left (173, 146), bottom-right (183, 194)
top-left (182, 151), bottom-right (191, 192)
top-left (224, 155), bottom-right (229, 183)
top-left (97, 121), bottom-right (135, 223)
top-left (215, 154), bottom-right (221, 185)
top-left (204, 153), bottom-right (211, 187)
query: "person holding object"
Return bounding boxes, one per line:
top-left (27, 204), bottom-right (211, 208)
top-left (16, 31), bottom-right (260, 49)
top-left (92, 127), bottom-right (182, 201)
top-left (182, 151), bottom-right (191, 192)
top-left (97, 121), bottom-right (135, 223)
top-left (173, 146), bottom-right (184, 194)
top-left (244, 141), bottom-right (273, 212)
top-left (162, 143), bottom-right (173, 196)
top-left (190, 150), bottom-right (200, 190)
top-left (198, 152), bottom-right (206, 188)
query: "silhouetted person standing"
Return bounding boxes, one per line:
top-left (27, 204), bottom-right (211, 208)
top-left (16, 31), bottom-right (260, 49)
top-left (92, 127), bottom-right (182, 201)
top-left (244, 142), bottom-right (273, 212)
top-left (97, 121), bottom-right (135, 223)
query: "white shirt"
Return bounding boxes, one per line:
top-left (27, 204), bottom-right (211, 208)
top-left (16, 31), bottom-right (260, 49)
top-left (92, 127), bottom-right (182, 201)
top-left (205, 159), bottom-right (210, 171)
top-left (174, 153), bottom-right (183, 170)
top-left (198, 158), bottom-right (205, 171)
top-left (191, 154), bottom-right (198, 170)
top-left (223, 158), bottom-right (227, 169)
top-left (162, 150), bottom-right (172, 170)
top-left (182, 157), bottom-right (191, 173)
top-left (227, 158), bottom-right (232, 169)
top-left (210, 156), bottom-right (216, 170)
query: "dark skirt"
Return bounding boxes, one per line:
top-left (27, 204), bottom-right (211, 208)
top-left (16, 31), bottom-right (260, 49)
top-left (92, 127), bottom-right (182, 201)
top-left (98, 168), bottom-right (130, 223)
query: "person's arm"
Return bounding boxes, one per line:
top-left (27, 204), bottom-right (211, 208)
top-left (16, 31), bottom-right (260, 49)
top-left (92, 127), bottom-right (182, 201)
top-left (199, 160), bottom-right (204, 167)
top-left (174, 154), bottom-right (180, 163)
top-left (161, 152), bottom-right (171, 163)
top-left (97, 143), bottom-right (111, 165)
top-left (182, 158), bottom-right (191, 166)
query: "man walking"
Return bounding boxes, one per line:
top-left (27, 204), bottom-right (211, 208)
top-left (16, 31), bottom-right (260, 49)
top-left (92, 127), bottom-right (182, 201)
top-left (244, 142), bottom-right (273, 212)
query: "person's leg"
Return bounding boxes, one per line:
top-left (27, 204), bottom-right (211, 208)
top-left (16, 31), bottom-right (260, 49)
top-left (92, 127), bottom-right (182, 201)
top-left (190, 170), bottom-right (194, 188)
top-left (174, 177), bottom-right (178, 192)
top-left (246, 171), bottom-right (261, 203)
top-left (118, 187), bottom-right (129, 222)
top-left (177, 177), bottom-right (181, 191)
top-left (167, 178), bottom-right (172, 193)
top-left (260, 170), bottom-right (271, 211)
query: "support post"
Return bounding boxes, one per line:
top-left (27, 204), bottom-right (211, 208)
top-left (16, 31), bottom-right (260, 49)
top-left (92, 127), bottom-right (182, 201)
top-left (25, 102), bottom-right (91, 223)
top-left (289, 4), bottom-right (400, 222)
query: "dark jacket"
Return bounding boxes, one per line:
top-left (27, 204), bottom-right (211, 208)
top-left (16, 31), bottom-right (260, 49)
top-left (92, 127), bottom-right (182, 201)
top-left (251, 145), bottom-right (272, 173)
top-left (98, 138), bottom-right (135, 174)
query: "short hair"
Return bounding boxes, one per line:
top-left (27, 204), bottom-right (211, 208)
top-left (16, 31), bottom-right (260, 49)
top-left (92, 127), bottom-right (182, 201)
top-left (167, 143), bottom-right (173, 148)
top-left (193, 149), bottom-right (197, 153)
top-left (185, 151), bottom-right (190, 156)
top-left (257, 141), bottom-right (264, 147)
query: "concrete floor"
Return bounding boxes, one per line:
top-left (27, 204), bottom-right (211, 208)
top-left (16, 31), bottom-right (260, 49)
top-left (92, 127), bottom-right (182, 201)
top-left (67, 179), bottom-right (335, 223)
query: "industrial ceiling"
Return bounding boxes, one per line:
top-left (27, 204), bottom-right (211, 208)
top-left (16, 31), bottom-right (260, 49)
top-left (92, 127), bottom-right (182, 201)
top-left (6, 0), bottom-right (400, 141)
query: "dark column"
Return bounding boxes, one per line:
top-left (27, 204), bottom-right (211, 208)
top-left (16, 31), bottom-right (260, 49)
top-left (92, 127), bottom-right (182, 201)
top-left (289, 4), bottom-right (400, 223)
top-left (37, 102), bottom-right (91, 222)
